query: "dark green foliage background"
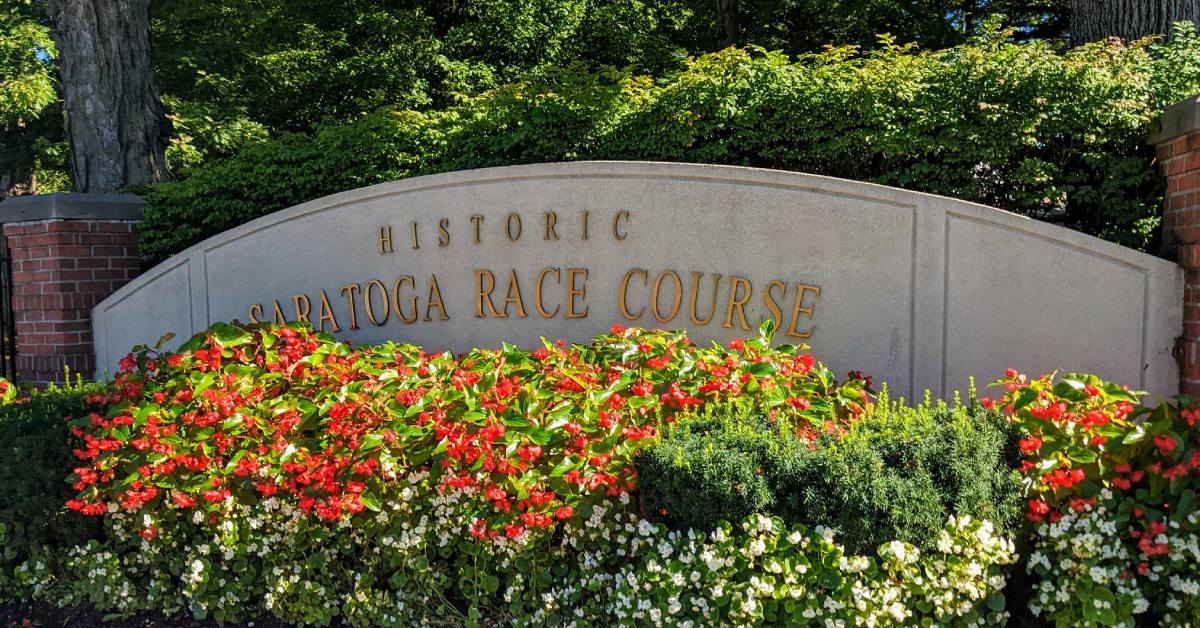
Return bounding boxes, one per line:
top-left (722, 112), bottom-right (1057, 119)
top-left (139, 26), bottom-right (1200, 261)
top-left (0, 381), bottom-right (105, 589)
top-left (635, 401), bottom-right (1023, 555)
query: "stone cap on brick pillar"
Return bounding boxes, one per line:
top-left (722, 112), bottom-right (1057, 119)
top-left (0, 193), bottom-right (144, 385)
top-left (1152, 94), bottom-right (1200, 146)
top-left (0, 193), bottom-right (144, 223)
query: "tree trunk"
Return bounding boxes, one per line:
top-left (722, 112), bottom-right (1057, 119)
top-left (46, 0), bottom-right (169, 193)
top-left (1071, 0), bottom-right (1200, 44)
top-left (715, 0), bottom-right (738, 48)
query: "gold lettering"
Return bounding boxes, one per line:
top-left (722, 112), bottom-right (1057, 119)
top-left (392, 275), bottom-right (417, 324)
top-left (581, 210), bottom-right (590, 240)
top-left (612, 210), bottom-right (630, 241)
top-left (272, 300), bottom-right (287, 325)
top-left (363, 279), bottom-right (390, 326)
top-left (651, 270), bottom-right (683, 323)
top-left (566, 268), bottom-right (589, 319)
top-left (339, 283), bottom-right (362, 330)
top-left (506, 213), bottom-right (522, 241)
top-left (764, 280), bottom-right (786, 329)
top-left (475, 270), bottom-right (503, 318)
top-left (410, 221), bottom-right (419, 250)
top-left (786, 284), bottom-right (820, 339)
top-left (688, 272), bottom-right (721, 325)
top-left (379, 226), bottom-right (394, 254)
top-left (544, 211), bottom-right (559, 240)
top-left (535, 267), bottom-right (561, 318)
top-left (619, 268), bottom-right (647, 321)
top-left (501, 270), bottom-right (528, 318)
top-left (317, 290), bottom-right (340, 332)
top-left (425, 274), bottom-right (448, 321)
top-left (248, 303), bottom-right (263, 323)
top-left (723, 277), bottom-right (752, 331)
top-left (470, 215), bottom-right (484, 244)
top-left (292, 294), bottom-right (312, 323)
top-left (437, 218), bottom-right (450, 247)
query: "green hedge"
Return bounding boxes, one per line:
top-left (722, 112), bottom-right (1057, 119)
top-left (139, 24), bottom-right (1200, 261)
top-left (0, 380), bottom-right (105, 594)
top-left (635, 397), bottom-right (1022, 554)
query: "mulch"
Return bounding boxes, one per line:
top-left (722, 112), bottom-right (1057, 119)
top-left (0, 601), bottom-right (294, 628)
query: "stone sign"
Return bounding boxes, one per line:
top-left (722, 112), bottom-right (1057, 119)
top-left (93, 162), bottom-right (1183, 398)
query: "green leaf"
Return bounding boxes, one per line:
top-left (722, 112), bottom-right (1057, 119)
top-left (550, 456), bottom-right (577, 477)
top-left (360, 490), bottom-right (381, 512)
top-left (1122, 424), bottom-right (1147, 445)
top-left (817, 570), bottom-right (842, 590)
top-left (481, 574), bottom-right (500, 593)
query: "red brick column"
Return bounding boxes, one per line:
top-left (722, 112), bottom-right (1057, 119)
top-left (1153, 95), bottom-right (1200, 397)
top-left (0, 194), bottom-right (142, 385)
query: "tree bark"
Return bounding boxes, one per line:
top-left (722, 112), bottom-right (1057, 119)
top-left (715, 0), bottom-right (738, 48)
top-left (1071, 0), bottom-right (1200, 44)
top-left (46, 0), bottom-right (169, 193)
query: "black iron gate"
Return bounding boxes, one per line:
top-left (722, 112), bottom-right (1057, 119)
top-left (0, 236), bottom-right (18, 381)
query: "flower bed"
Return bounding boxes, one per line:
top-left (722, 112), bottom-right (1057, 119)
top-left (996, 371), bottom-right (1200, 625)
top-left (0, 322), bottom-right (1197, 625)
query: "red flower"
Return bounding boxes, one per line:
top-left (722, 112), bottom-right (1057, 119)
top-left (1018, 436), bottom-right (1043, 454)
top-left (1027, 498), bottom-right (1051, 521)
top-left (518, 445), bottom-right (542, 462)
top-left (1155, 435), bottom-right (1178, 455)
top-left (786, 397), bottom-right (811, 411)
top-left (118, 353), bottom-right (137, 372)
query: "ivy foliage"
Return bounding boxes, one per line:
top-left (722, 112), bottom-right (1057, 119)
top-left (141, 24), bottom-right (1200, 260)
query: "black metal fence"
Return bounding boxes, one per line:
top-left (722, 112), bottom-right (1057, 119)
top-left (0, 237), bottom-right (17, 381)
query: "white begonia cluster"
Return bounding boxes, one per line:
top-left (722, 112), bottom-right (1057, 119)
top-left (10, 468), bottom-right (1019, 627)
top-left (1021, 502), bottom-right (1200, 625)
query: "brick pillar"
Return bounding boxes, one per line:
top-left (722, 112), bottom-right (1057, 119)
top-left (1153, 95), bottom-right (1200, 397)
top-left (0, 194), bottom-right (142, 385)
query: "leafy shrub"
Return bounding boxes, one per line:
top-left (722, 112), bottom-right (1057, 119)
top-left (140, 24), bottom-right (1200, 261)
top-left (0, 378), bottom-right (106, 595)
top-left (994, 370), bottom-right (1200, 626)
top-left (635, 408), bottom-right (782, 530)
top-left (636, 396), bottom-right (1022, 553)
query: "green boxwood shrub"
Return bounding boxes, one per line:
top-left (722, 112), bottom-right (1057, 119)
top-left (140, 23), bottom-right (1200, 261)
top-left (0, 379), bottom-right (106, 593)
top-left (636, 396), bottom-right (1022, 554)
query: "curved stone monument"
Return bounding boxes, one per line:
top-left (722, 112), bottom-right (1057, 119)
top-left (93, 162), bottom-right (1182, 398)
